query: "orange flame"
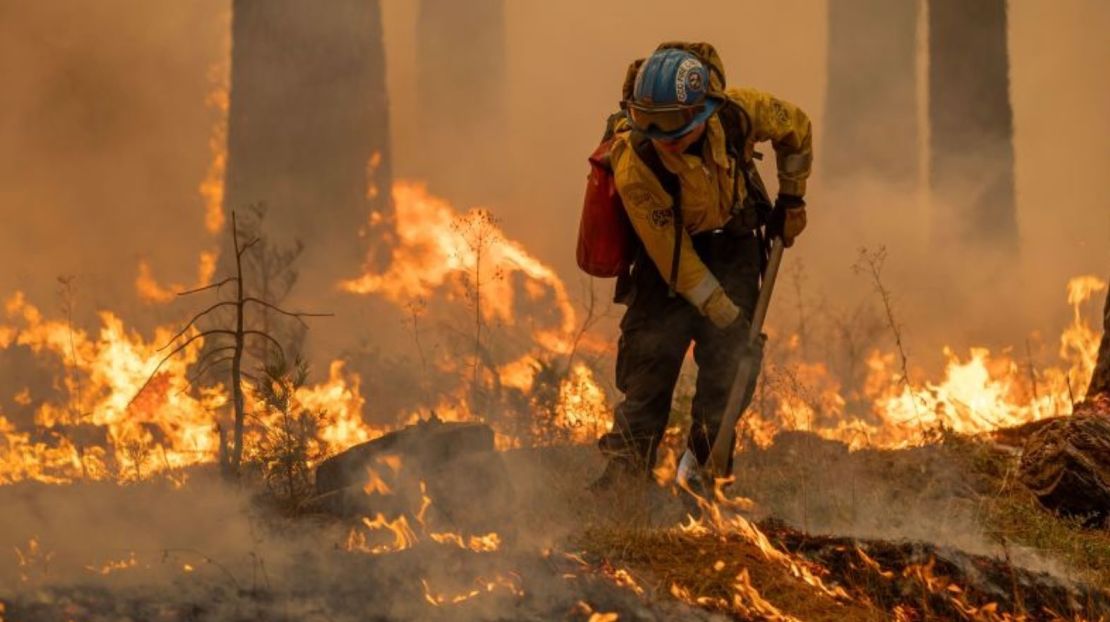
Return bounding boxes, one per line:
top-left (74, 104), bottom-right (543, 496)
top-left (0, 293), bottom-right (384, 485)
top-left (341, 182), bottom-right (577, 346)
top-left (135, 251), bottom-right (218, 304)
top-left (84, 552), bottom-right (139, 576)
top-left (346, 480), bottom-right (502, 556)
top-left (744, 275), bottom-right (1107, 449)
top-left (421, 572), bottom-right (523, 606)
top-left (363, 466), bottom-right (393, 496)
top-left (199, 11), bottom-right (230, 234)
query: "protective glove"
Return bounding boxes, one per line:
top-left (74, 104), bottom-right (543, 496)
top-left (701, 286), bottom-right (743, 329)
top-left (767, 194), bottom-right (807, 248)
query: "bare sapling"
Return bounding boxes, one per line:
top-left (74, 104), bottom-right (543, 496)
top-left (852, 246), bottom-right (924, 425)
top-left (237, 203), bottom-right (306, 362)
top-left (788, 259), bottom-right (810, 359)
top-left (566, 275), bottom-right (608, 372)
top-left (132, 210), bottom-right (331, 478)
top-left (403, 297), bottom-right (430, 384)
top-left (452, 209), bottom-right (504, 418)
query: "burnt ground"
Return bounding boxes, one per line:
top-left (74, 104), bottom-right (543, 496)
top-left (1, 431), bottom-right (1108, 621)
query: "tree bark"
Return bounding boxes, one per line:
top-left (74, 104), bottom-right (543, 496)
top-left (416, 0), bottom-right (506, 208)
top-left (823, 0), bottom-right (918, 189)
top-left (224, 0), bottom-right (393, 275)
top-left (928, 0), bottom-right (1017, 249)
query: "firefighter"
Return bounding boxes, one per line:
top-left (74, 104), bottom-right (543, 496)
top-left (592, 45), bottom-right (812, 490)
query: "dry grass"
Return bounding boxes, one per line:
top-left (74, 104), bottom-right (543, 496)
top-left (944, 432), bottom-right (1110, 588)
top-left (577, 523), bottom-right (882, 622)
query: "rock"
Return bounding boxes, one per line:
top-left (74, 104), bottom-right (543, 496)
top-left (1018, 406), bottom-right (1110, 527)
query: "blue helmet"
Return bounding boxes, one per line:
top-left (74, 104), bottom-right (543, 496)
top-left (626, 49), bottom-right (724, 140)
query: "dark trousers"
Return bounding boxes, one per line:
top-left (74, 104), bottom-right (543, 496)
top-left (599, 230), bottom-right (763, 476)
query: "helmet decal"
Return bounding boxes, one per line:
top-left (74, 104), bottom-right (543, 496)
top-left (674, 57), bottom-right (705, 104)
top-left (688, 69), bottom-right (703, 92)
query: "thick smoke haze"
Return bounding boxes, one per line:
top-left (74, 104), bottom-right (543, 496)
top-left (0, 4), bottom-right (1107, 618)
top-left (1, 0), bottom-right (1107, 370)
top-left (0, 1), bottom-right (227, 326)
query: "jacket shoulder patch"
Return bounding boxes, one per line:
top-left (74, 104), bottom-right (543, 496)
top-left (649, 208), bottom-right (674, 230)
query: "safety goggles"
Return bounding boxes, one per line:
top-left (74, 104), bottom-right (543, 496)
top-left (625, 103), bottom-right (705, 139)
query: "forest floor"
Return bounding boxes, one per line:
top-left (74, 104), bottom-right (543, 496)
top-left (1, 427), bottom-right (1108, 621)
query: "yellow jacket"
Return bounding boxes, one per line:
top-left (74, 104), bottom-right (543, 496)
top-left (610, 87), bottom-right (812, 309)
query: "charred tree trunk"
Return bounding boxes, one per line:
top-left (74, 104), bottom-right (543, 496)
top-left (224, 0), bottom-right (393, 276)
top-left (1088, 286), bottom-right (1110, 399)
top-left (416, 0), bottom-right (506, 208)
top-left (823, 0), bottom-right (918, 189)
top-left (928, 0), bottom-right (1017, 249)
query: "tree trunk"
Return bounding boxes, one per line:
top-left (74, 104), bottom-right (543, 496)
top-left (1087, 286), bottom-right (1110, 399)
top-left (224, 0), bottom-right (393, 276)
top-left (823, 0), bottom-right (919, 189)
top-left (416, 0), bottom-right (506, 208)
top-left (928, 0), bottom-right (1017, 249)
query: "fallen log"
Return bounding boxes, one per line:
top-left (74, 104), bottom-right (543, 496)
top-left (306, 417), bottom-right (515, 534)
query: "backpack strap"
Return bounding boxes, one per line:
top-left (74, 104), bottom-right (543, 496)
top-left (631, 131), bottom-right (683, 298)
top-left (718, 100), bottom-right (773, 272)
top-left (717, 101), bottom-right (773, 223)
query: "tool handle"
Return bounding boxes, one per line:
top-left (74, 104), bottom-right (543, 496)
top-left (705, 237), bottom-right (786, 476)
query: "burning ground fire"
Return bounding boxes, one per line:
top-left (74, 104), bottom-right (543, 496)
top-left (736, 274), bottom-right (1107, 451)
top-left (0, 172), bottom-right (1105, 618)
top-left (0, 180), bottom-right (616, 485)
top-left (0, 178), bottom-right (1105, 484)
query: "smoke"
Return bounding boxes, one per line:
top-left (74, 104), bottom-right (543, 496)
top-left (383, 0), bottom-right (1110, 372)
top-left (0, 451), bottom-right (707, 621)
top-left (0, 0), bottom-right (227, 329)
top-left (731, 432), bottom-right (1074, 581)
top-left (1, 0), bottom-right (1105, 369)
top-left (0, 3), bottom-right (1108, 613)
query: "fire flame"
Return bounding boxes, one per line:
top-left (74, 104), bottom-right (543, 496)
top-left (133, 14), bottom-right (229, 303)
top-left (199, 12), bottom-right (230, 235)
top-left (2, 161), bottom-right (1105, 489)
top-left (341, 182), bottom-right (577, 348)
top-left (421, 573), bottom-right (523, 606)
top-left (135, 251), bottom-right (218, 304)
top-left (0, 293), bottom-right (383, 485)
top-left (743, 275), bottom-right (1107, 449)
top-left (84, 552), bottom-right (139, 576)
top-left (1, 293), bottom-right (221, 483)
top-left (345, 480), bottom-right (503, 556)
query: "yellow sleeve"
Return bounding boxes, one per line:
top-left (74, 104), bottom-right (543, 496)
top-left (610, 137), bottom-right (720, 309)
top-left (728, 87), bottom-right (813, 197)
